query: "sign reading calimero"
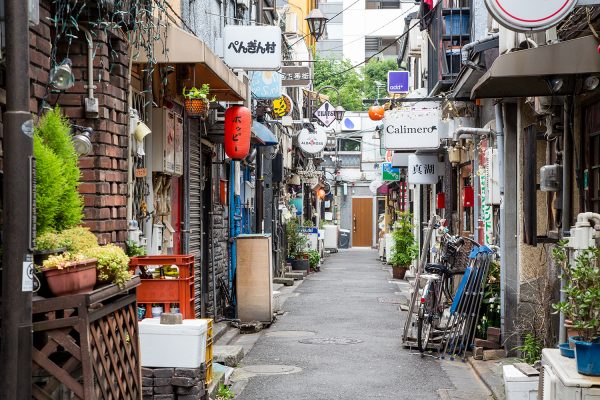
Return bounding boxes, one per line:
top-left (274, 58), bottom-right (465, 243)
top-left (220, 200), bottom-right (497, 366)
top-left (224, 26), bottom-right (282, 70)
top-left (383, 109), bottom-right (441, 150)
top-left (485, 0), bottom-right (577, 31)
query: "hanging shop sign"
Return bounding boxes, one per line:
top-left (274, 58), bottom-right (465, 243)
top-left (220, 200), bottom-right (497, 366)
top-left (251, 71), bottom-right (282, 99)
top-left (383, 108), bottom-right (441, 150)
top-left (299, 227), bottom-right (319, 251)
top-left (298, 128), bottom-right (327, 154)
top-left (271, 94), bottom-right (293, 118)
top-left (382, 162), bottom-right (400, 181)
top-left (223, 26), bottom-right (282, 70)
top-left (407, 154), bottom-right (442, 185)
top-left (391, 152), bottom-right (409, 168)
top-left (281, 66), bottom-right (310, 86)
top-left (484, 0), bottom-right (578, 31)
top-left (224, 106), bottom-right (251, 160)
top-left (387, 71), bottom-right (409, 94)
top-left (313, 101), bottom-right (337, 127)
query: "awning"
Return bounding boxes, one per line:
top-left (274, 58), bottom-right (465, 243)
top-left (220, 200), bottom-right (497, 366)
top-left (133, 23), bottom-right (247, 101)
top-left (472, 35), bottom-right (600, 99)
top-left (252, 121), bottom-right (279, 146)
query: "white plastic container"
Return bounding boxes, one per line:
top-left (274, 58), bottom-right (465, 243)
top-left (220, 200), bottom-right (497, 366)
top-left (503, 365), bottom-right (538, 400)
top-left (139, 318), bottom-right (207, 368)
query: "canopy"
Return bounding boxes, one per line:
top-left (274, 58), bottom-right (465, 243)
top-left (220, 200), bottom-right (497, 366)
top-left (252, 121), bottom-right (279, 146)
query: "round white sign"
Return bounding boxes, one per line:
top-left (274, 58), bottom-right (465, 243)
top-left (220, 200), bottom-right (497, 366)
top-left (485, 0), bottom-right (577, 31)
top-left (298, 128), bottom-right (327, 154)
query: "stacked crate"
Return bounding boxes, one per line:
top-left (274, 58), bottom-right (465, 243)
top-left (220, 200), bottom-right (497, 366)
top-left (201, 319), bottom-right (214, 387)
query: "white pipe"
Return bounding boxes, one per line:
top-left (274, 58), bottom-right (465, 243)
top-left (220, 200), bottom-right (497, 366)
top-left (78, 25), bottom-right (95, 101)
top-left (575, 212), bottom-right (600, 230)
top-left (453, 127), bottom-right (493, 141)
top-left (494, 103), bottom-right (506, 346)
top-left (461, 34), bottom-right (499, 70)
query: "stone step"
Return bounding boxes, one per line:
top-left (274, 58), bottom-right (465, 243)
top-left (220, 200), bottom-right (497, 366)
top-left (284, 272), bottom-right (304, 280)
top-left (273, 277), bottom-right (294, 286)
top-left (213, 345), bottom-right (244, 367)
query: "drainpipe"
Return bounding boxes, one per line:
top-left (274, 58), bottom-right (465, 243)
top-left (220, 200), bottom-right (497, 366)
top-left (559, 97), bottom-right (573, 344)
top-left (461, 34), bottom-right (499, 71)
top-left (78, 26), bottom-right (99, 119)
top-left (1, 0), bottom-right (32, 398)
top-left (494, 102), bottom-right (506, 344)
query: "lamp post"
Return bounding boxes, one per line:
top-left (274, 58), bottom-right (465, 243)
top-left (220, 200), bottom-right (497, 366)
top-left (311, 85), bottom-right (345, 124)
top-left (305, 8), bottom-right (328, 41)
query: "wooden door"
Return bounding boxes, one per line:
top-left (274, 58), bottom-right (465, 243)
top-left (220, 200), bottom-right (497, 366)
top-left (352, 198), bottom-right (373, 247)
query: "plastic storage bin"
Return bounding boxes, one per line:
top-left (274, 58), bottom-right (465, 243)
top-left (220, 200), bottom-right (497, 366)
top-left (139, 318), bottom-right (208, 368)
top-left (444, 14), bottom-right (470, 36)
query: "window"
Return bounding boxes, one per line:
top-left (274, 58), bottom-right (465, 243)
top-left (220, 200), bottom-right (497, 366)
top-left (365, 37), bottom-right (399, 60)
top-left (366, 0), bottom-right (401, 9)
top-left (338, 138), bottom-right (361, 152)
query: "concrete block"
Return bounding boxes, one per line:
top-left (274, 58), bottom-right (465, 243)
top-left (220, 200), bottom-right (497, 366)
top-left (473, 346), bottom-right (484, 360)
top-left (174, 366), bottom-right (205, 379)
top-left (159, 313), bottom-right (183, 324)
top-left (154, 385), bottom-right (173, 395)
top-left (141, 377), bottom-right (154, 387)
top-left (176, 384), bottom-right (205, 396)
top-left (153, 378), bottom-right (171, 386)
top-left (170, 376), bottom-right (198, 387)
top-left (284, 272), bottom-right (304, 280)
top-left (142, 387), bottom-right (153, 396)
top-left (273, 277), bottom-right (294, 286)
top-left (152, 368), bottom-right (175, 378)
top-left (153, 395), bottom-right (174, 400)
top-left (474, 338), bottom-right (501, 349)
top-left (213, 345), bottom-right (244, 367)
top-left (487, 327), bottom-right (501, 336)
top-left (142, 396), bottom-right (154, 400)
top-left (142, 367), bottom-right (154, 378)
top-left (483, 349), bottom-right (507, 361)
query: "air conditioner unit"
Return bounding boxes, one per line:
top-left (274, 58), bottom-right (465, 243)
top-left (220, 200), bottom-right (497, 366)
top-left (285, 12), bottom-right (298, 35)
top-left (484, 148), bottom-right (501, 205)
top-left (408, 19), bottom-right (422, 57)
top-left (152, 108), bottom-right (183, 176)
top-left (540, 349), bottom-right (600, 400)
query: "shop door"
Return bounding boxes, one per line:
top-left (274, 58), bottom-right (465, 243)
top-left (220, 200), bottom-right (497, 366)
top-left (352, 198), bottom-right (373, 247)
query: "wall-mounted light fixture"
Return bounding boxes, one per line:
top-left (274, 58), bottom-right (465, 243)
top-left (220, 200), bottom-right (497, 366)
top-left (71, 125), bottom-right (94, 156)
top-left (49, 58), bottom-right (75, 90)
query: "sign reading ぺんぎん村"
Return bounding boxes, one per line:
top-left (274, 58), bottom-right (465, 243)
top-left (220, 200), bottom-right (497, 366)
top-left (484, 0), bottom-right (577, 31)
top-left (224, 26), bottom-right (282, 70)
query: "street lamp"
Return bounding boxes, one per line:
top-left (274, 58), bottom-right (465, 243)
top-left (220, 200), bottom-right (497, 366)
top-left (305, 8), bottom-right (327, 41)
top-left (334, 105), bottom-right (345, 122)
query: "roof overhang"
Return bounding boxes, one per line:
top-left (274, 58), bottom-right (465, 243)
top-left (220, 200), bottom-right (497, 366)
top-left (252, 121), bottom-right (279, 146)
top-left (133, 23), bottom-right (247, 102)
top-left (472, 36), bottom-right (600, 99)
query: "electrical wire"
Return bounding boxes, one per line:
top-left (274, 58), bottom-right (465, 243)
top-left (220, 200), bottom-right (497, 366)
top-left (327, 0), bottom-right (362, 22)
top-left (155, 0), bottom-right (197, 34)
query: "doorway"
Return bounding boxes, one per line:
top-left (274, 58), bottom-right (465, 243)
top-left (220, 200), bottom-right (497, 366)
top-left (352, 198), bottom-right (373, 247)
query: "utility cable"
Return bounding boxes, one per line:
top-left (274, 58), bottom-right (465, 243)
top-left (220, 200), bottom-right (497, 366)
top-left (327, 0), bottom-right (362, 22)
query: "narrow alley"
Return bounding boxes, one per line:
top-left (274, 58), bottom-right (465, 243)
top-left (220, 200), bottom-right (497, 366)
top-left (228, 249), bottom-right (492, 400)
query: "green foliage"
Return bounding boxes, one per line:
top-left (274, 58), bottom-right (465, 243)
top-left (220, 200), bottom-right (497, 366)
top-left (303, 220), bottom-right (315, 227)
top-left (42, 252), bottom-right (89, 270)
top-left (34, 107), bottom-right (83, 234)
top-left (552, 241), bottom-right (600, 342)
top-left (388, 212), bottom-right (418, 267)
top-left (34, 232), bottom-right (63, 252)
top-left (477, 260), bottom-right (501, 338)
top-left (83, 245), bottom-right (132, 288)
top-left (182, 84), bottom-right (215, 101)
top-left (308, 249), bottom-right (320, 270)
top-left (216, 383), bottom-right (235, 400)
top-left (362, 58), bottom-right (400, 100)
top-left (58, 227), bottom-right (99, 253)
top-left (286, 218), bottom-right (308, 259)
top-left (126, 240), bottom-right (147, 257)
top-left (515, 333), bottom-right (543, 365)
top-left (313, 55), bottom-right (364, 111)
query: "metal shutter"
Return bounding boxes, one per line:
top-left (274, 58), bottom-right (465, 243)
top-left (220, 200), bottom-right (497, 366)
top-left (189, 121), bottom-right (202, 317)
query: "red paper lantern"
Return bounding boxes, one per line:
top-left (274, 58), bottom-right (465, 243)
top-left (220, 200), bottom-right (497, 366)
top-left (463, 186), bottom-right (474, 207)
top-left (224, 106), bottom-right (251, 160)
top-left (368, 105), bottom-right (385, 121)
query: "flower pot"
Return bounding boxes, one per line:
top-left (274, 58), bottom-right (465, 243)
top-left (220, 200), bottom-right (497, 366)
top-left (565, 320), bottom-right (580, 349)
top-left (33, 247), bottom-right (67, 267)
top-left (184, 98), bottom-right (209, 118)
top-left (392, 265), bottom-right (408, 280)
top-left (571, 336), bottom-right (600, 376)
top-left (41, 259), bottom-right (97, 297)
top-left (291, 259), bottom-right (310, 272)
top-left (558, 342), bottom-right (575, 358)
top-left (151, 306), bottom-right (163, 318)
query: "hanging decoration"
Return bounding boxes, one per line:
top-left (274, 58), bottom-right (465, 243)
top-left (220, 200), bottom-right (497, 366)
top-left (224, 106), bottom-right (252, 160)
top-left (368, 105), bottom-right (385, 121)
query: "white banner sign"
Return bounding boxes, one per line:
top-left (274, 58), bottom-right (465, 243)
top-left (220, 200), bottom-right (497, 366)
top-left (383, 109), bottom-right (441, 150)
top-left (224, 26), bottom-right (282, 70)
top-left (407, 154), bottom-right (442, 185)
top-left (298, 128), bottom-right (327, 154)
top-left (485, 0), bottom-right (577, 31)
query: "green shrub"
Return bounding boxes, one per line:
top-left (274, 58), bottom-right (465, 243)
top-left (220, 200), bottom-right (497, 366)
top-left (126, 240), bottom-right (146, 257)
top-left (286, 218), bottom-right (307, 259)
top-left (308, 249), bottom-right (320, 270)
top-left (35, 232), bottom-right (63, 251)
top-left (58, 227), bottom-right (99, 253)
top-left (389, 211), bottom-right (418, 267)
top-left (34, 107), bottom-right (83, 233)
top-left (84, 245), bottom-right (132, 288)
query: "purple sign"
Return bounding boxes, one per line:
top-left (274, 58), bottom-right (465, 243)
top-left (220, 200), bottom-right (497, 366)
top-left (387, 71), bottom-right (409, 94)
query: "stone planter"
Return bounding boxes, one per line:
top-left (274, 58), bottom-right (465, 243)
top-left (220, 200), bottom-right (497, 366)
top-left (291, 259), bottom-right (310, 272)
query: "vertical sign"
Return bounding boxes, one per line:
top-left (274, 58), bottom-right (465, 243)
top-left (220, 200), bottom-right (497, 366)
top-left (407, 154), bottom-right (442, 184)
top-left (479, 168), bottom-right (494, 245)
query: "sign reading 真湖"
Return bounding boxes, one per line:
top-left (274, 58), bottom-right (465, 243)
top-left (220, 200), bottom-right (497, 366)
top-left (407, 154), bottom-right (442, 185)
top-left (484, 0), bottom-right (578, 31)
top-left (383, 109), bottom-right (441, 150)
top-left (224, 26), bottom-right (282, 70)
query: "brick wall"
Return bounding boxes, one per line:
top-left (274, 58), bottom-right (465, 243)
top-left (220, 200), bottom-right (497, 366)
top-left (207, 204), bottom-right (229, 318)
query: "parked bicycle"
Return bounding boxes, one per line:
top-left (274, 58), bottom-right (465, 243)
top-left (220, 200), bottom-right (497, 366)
top-left (417, 230), bottom-right (479, 353)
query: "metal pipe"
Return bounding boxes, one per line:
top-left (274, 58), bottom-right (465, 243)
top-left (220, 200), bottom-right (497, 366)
top-left (473, 137), bottom-right (480, 244)
top-left (79, 26), bottom-right (95, 100)
top-left (453, 127), bottom-right (493, 141)
top-left (209, 211), bottom-right (217, 318)
top-left (559, 97), bottom-right (573, 344)
top-left (461, 34), bottom-right (499, 71)
top-left (1, 1), bottom-right (32, 398)
top-left (182, 116), bottom-right (190, 255)
top-left (494, 102), bottom-right (506, 346)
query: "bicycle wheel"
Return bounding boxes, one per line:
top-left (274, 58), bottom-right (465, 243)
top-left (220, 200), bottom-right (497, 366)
top-left (417, 286), bottom-right (436, 352)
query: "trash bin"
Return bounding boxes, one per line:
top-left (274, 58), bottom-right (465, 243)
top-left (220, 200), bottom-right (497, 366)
top-left (339, 229), bottom-right (350, 249)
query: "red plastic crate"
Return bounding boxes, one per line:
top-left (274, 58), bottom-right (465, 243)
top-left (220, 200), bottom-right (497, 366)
top-left (129, 255), bottom-right (195, 319)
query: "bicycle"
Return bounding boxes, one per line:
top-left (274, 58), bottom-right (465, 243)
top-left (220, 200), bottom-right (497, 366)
top-left (417, 232), bottom-right (479, 353)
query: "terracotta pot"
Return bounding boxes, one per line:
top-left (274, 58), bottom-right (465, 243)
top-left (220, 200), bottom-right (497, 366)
top-left (42, 259), bottom-right (97, 297)
top-left (565, 320), bottom-right (580, 349)
top-left (184, 98), bottom-right (209, 118)
top-left (392, 265), bottom-right (408, 280)
top-left (33, 247), bottom-right (67, 267)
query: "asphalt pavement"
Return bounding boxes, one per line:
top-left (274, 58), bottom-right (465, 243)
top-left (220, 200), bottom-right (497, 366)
top-left (230, 248), bottom-right (493, 400)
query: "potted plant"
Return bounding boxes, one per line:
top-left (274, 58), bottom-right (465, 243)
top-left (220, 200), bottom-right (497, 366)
top-left (182, 84), bottom-right (215, 118)
top-left (308, 249), bottom-right (321, 272)
top-left (40, 253), bottom-right (98, 296)
top-left (286, 218), bottom-right (309, 272)
top-left (388, 211), bottom-right (418, 280)
top-left (84, 244), bottom-right (132, 288)
top-left (552, 241), bottom-right (600, 375)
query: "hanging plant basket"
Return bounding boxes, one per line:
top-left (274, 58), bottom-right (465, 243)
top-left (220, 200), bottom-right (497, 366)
top-left (185, 98), bottom-right (209, 118)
